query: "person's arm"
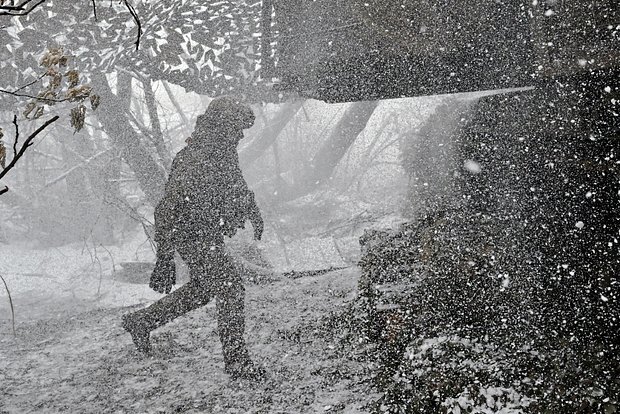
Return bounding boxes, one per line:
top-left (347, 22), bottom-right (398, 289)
top-left (154, 155), bottom-right (185, 255)
top-left (150, 155), bottom-right (185, 294)
top-left (226, 155), bottom-right (264, 240)
top-left (245, 190), bottom-right (263, 241)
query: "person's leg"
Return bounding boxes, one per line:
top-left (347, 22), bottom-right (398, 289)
top-left (123, 243), bottom-right (214, 353)
top-left (123, 277), bottom-right (213, 351)
top-left (212, 250), bottom-right (264, 379)
top-left (216, 269), bottom-right (249, 366)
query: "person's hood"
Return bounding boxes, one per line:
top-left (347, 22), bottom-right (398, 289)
top-left (198, 97), bottom-right (255, 131)
top-left (186, 97), bottom-right (254, 147)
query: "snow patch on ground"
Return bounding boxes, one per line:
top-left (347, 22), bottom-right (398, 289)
top-left (0, 269), bottom-right (372, 413)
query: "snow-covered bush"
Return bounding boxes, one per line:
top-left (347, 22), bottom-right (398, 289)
top-left (359, 74), bottom-right (619, 413)
top-left (359, 221), bottom-right (619, 412)
top-left (373, 336), bottom-right (535, 413)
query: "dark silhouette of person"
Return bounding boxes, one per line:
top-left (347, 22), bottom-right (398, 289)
top-left (122, 97), bottom-right (265, 380)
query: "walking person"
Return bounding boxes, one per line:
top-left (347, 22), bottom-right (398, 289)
top-left (122, 97), bottom-right (265, 380)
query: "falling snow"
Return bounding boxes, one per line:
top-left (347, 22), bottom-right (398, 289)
top-left (1, 1), bottom-right (618, 413)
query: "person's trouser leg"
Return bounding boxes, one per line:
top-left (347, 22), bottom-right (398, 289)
top-left (123, 268), bottom-right (214, 353)
top-left (209, 250), bottom-right (264, 378)
top-left (123, 244), bottom-right (216, 352)
top-left (178, 244), bottom-right (253, 369)
top-left (125, 243), bottom-right (262, 377)
top-left (130, 277), bottom-right (213, 331)
top-left (215, 271), bottom-right (251, 368)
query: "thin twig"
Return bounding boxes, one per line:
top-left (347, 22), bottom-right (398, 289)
top-left (11, 115), bottom-right (18, 159)
top-left (102, 196), bottom-right (157, 253)
top-left (0, 274), bottom-right (16, 336)
top-left (0, 4), bottom-right (21, 11)
top-left (32, 148), bottom-right (63, 162)
top-left (91, 0), bottom-right (97, 20)
top-left (283, 265), bottom-right (351, 279)
top-left (0, 115), bottom-right (59, 181)
top-left (126, 110), bottom-right (151, 138)
top-left (0, 0), bottom-right (38, 10)
top-left (43, 149), bottom-right (110, 188)
top-left (0, 115), bottom-right (59, 195)
top-left (162, 81), bottom-right (189, 125)
top-left (91, 240), bottom-right (103, 297)
top-left (99, 243), bottom-right (116, 273)
top-left (12, 73), bottom-right (46, 94)
top-left (123, 0), bottom-right (141, 51)
top-left (0, 88), bottom-right (68, 103)
top-left (0, 0), bottom-right (45, 17)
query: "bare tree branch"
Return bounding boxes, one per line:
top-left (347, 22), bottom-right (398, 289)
top-left (162, 81), bottom-right (189, 126)
top-left (143, 78), bottom-right (171, 169)
top-left (11, 115), bottom-right (18, 158)
top-left (12, 73), bottom-right (46, 94)
top-left (0, 115), bottom-right (59, 195)
top-left (239, 101), bottom-right (304, 167)
top-left (43, 149), bottom-right (110, 188)
top-left (0, 0), bottom-right (46, 17)
top-left (0, 273), bottom-right (16, 336)
top-left (0, 87), bottom-right (68, 103)
top-left (0, 73), bottom-right (59, 103)
top-left (123, 0), bottom-right (142, 50)
top-left (32, 148), bottom-right (62, 161)
top-left (1, 0), bottom-right (141, 52)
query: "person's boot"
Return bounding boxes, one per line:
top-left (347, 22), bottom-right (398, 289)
top-left (122, 313), bottom-right (152, 354)
top-left (224, 350), bottom-right (267, 381)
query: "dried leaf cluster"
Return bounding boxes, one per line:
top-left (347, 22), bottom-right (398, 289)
top-left (24, 48), bottom-right (100, 132)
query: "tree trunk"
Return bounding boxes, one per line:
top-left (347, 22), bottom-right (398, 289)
top-left (144, 78), bottom-right (172, 170)
top-left (91, 73), bottom-right (167, 206)
top-left (239, 101), bottom-right (303, 168)
top-left (277, 100), bottom-right (378, 201)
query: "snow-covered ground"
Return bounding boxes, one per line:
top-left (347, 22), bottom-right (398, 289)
top-left (0, 95), bottom-right (417, 413)
top-left (0, 232), bottom-right (377, 413)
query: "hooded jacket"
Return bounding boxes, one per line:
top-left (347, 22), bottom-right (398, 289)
top-left (154, 100), bottom-right (260, 255)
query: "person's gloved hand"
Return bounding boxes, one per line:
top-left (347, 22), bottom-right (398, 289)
top-left (149, 254), bottom-right (176, 294)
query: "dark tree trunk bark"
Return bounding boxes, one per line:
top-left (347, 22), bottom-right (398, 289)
top-left (91, 73), bottom-right (167, 206)
top-left (143, 78), bottom-right (172, 170)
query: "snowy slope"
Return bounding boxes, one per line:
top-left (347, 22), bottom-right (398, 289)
top-left (0, 266), bottom-right (377, 413)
